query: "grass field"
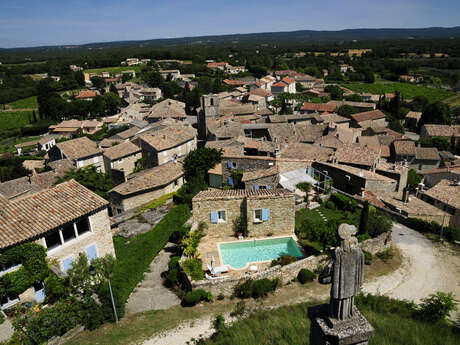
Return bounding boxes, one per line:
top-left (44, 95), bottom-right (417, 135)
top-left (84, 66), bottom-right (143, 75)
top-left (341, 82), bottom-right (455, 103)
top-left (6, 96), bottom-right (38, 109)
top-left (0, 110), bottom-right (40, 131)
top-left (0, 136), bottom-right (41, 154)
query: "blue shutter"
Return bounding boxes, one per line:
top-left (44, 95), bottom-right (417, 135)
top-left (262, 208), bottom-right (270, 221)
top-left (227, 177), bottom-right (233, 186)
top-left (254, 185), bottom-right (259, 190)
top-left (227, 161), bottom-right (232, 169)
top-left (210, 212), bottom-right (218, 223)
top-left (266, 185), bottom-right (271, 189)
top-left (62, 257), bottom-right (73, 273)
top-left (86, 244), bottom-right (98, 261)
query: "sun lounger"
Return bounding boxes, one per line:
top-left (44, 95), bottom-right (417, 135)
top-left (205, 273), bottom-right (228, 280)
top-left (206, 264), bottom-right (229, 276)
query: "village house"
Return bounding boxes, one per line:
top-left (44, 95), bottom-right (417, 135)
top-left (350, 110), bottom-right (387, 129)
top-left (299, 102), bottom-right (337, 114)
top-left (0, 180), bottom-right (115, 309)
top-left (420, 179), bottom-right (460, 228)
top-left (226, 65), bottom-right (246, 74)
top-left (137, 125), bottom-right (197, 168)
top-left (328, 100), bottom-right (376, 112)
top-left (412, 147), bottom-right (441, 172)
top-left (192, 188), bottom-right (295, 239)
top-left (270, 77), bottom-right (296, 96)
top-left (103, 141), bottom-right (142, 178)
top-left (207, 62), bottom-right (228, 71)
top-left (37, 136), bottom-right (56, 152)
top-left (241, 166), bottom-right (280, 190)
top-left (421, 165), bottom-right (460, 188)
top-left (404, 111), bottom-right (422, 131)
top-left (49, 137), bottom-right (105, 172)
top-left (420, 124), bottom-right (460, 148)
top-left (159, 69), bottom-right (181, 80)
top-left (75, 90), bottom-right (98, 101)
top-left (140, 87), bottom-right (162, 102)
top-left (108, 161), bottom-right (184, 214)
top-left (146, 99), bottom-right (187, 123)
top-left (49, 120), bottom-right (103, 138)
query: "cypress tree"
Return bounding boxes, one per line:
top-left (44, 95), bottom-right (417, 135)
top-left (359, 201), bottom-right (370, 235)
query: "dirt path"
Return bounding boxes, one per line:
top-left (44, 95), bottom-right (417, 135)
top-left (141, 223), bottom-right (460, 345)
top-left (364, 223), bottom-right (460, 302)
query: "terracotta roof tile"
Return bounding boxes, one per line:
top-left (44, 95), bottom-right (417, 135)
top-left (423, 179), bottom-right (460, 209)
top-left (393, 140), bottom-right (416, 155)
top-left (193, 188), bottom-right (293, 201)
top-left (351, 110), bottom-right (386, 123)
top-left (300, 102), bottom-right (337, 113)
top-left (241, 166), bottom-right (279, 182)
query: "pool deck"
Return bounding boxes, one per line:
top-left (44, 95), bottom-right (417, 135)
top-left (198, 232), bottom-right (299, 277)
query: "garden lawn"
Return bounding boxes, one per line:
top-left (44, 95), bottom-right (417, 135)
top-left (0, 111), bottom-right (40, 131)
top-left (341, 82), bottom-right (455, 103)
top-left (295, 205), bottom-right (361, 230)
top-left (111, 204), bottom-right (190, 305)
top-left (6, 96), bottom-right (38, 109)
top-left (198, 297), bottom-right (458, 345)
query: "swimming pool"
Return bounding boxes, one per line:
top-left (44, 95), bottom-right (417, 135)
top-left (219, 237), bottom-right (303, 269)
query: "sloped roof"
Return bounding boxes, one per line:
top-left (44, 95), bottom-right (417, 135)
top-left (0, 180), bottom-right (108, 249)
top-left (300, 102), bottom-right (337, 113)
top-left (351, 110), bottom-right (386, 123)
top-left (103, 141), bottom-right (141, 161)
top-left (139, 125), bottom-right (196, 151)
top-left (193, 188), bottom-right (293, 201)
top-left (280, 143), bottom-right (333, 162)
top-left (109, 161), bottom-right (183, 196)
top-left (57, 137), bottom-right (102, 160)
top-left (424, 179), bottom-right (460, 209)
top-left (415, 147), bottom-right (440, 161)
top-left (242, 166), bottom-right (279, 182)
top-left (393, 140), bottom-right (416, 156)
top-left (335, 144), bottom-right (379, 167)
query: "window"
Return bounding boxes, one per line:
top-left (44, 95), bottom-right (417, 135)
top-left (61, 223), bottom-right (76, 243)
top-left (93, 156), bottom-right (99, 163)
top-left (86, 244), bottom-right (98, 261)
top-left (226, 161), bottom-right (237, 169)
top-left (0, 261), bottom-right (19, 274)
top-left (218, 210), bottom-right (226, 222)
top-left (227, 176), bottom-right (234, 186)
top-left (254, 208), bottom-right (270, 222)
top-left (62, 257), bottom-right (73, 273)
top-left (44, 230), bottom-right (61, 250)
top-left (210, 210), bottom-right (226, 223)
top-left (1, 293), bottom-right (19, 309)
top-left (76, 218), bottom-right (91, 236)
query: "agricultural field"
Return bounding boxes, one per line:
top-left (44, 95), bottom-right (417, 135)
top-left (341, 82), bottom-right (455, 103)
top-left (0, 110), bottom-right (40, 131)
top-left (84, 65), bottom-right (143, 75)
top-left (6, 96), bottom-right (38, 109)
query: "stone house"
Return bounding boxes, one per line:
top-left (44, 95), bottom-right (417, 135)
top-left (192, 188), bottom-right (295, 239)
top-left (270, 77), bottom-right (296, 96)
top-left (222, 155), bottom-right (277, 187)
top-left (392, 140), bottom-right (416, 163)
top-left (350, 110), bottom-right (387, 129)
top-left (137, 125), bottom-right (197, 168)
top-left (328, 101), bottom-right (376, 112)
top-left (404, 111), bottom-right (422, 131)
top-left (103, 141), bottom-right (142, 178)
top-left (49, 120), bottom-right (103, 138)
top-left (420, 124), bottom-right (460, 149)
top-left (420, 179), bottom-right (460, 229)
top-left (421, 166), bottom-right (460, 188)
top-left (241, 166), bottom-right (280, 190)
top-left (146, 99), bottom-right (187, 123)
top-left (208, 163), bottom-right (223, 189)
top-left (312, 162), bottom-right (397, 195)
top-left (49, 137), bottom-right (105, 173)
top-left (299, 102), bottom-right (337, 114)
top-left (411, 147), bottom-right (440, 172)
top-left (108, 161), bottom-right (184, 214)
top-left (0, 180), bottom-right (115, 309)
top-left (37, 136), bottom-right (56, 152)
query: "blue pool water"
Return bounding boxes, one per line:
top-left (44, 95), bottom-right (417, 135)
top-left (219, 237), bottom-right (303, 269)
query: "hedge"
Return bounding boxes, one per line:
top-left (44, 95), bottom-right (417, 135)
top-left (403, 217), bottom-right (459, 243)
top-left (111, 204), bottom-right (191, 305)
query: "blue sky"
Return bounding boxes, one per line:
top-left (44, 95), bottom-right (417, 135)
top-left (0, 0), bottom-right (459, 48)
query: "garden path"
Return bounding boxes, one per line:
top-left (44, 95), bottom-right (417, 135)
top-left (125, 242), bottom-right (180, 314)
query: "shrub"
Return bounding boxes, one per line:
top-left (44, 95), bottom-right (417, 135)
top-left (297, 269), bottom-right (316, 284)
top-left (252, 278), bottom-right (275, 298)
top-left (357, 233), bottom-right (371, 242)
top-left (330, 193), bottom-right (357, 211)
top-left (271, 254), bottom-right (297, 267)
top-left (0, 311), bottom-right (5, 325)
top-left (182, 258), bottom-right (205, 280)
top-left (44, 273), bottom-right (70, 303)
top-left (182, 289), bottom-right (213, 307)
top-left (363, 250), bottom-right (372, 265)
top-left (180, 228), bottom-right (203, 258)
top-left (376, 248), bottom-right (394, 262)
top-left (212, 314), bottom-right (226, 335)
top-left (230, 301), bottom-right (247, 318)
top-left (325, 201), bottom-right (335, 209)
top-left (404, 218), bottom-right (460, 243)
top-left (79, 297), bottom-right (105, 330)
top-left (97, 282), bottom-right (125, 322)
top-left (296, 182), bottom-right (311, 194)
top-left (416, 292), bottom-right (459, 323)
top-left (367, 210), bottom-right (392, 237)
top-left (356, 293), bottom-right (417, 319)
top-left (234, 278), bottom-right (280, 299)
top-left (217, 293), bottom-right (225, 301)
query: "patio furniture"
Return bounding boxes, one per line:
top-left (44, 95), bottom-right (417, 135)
top-left (205, 273), bottom-right (228, 280)
top-left (249, 265), bottom-right (258, 272)
top-left (207, 264), bottom-right (229, 276)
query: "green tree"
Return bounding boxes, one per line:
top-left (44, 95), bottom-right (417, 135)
top-left (388, 118), bottom-right (405, 134)
top-left (420, 101), bottom-right (453, 127)
top-left (337, 104), bottom-right (358, 117)
top-left (109, 83), bottom-right (118, 95)
top-left (364, 70), bottom-right (375, 83)
top-left (102, 92), bottom-right (122, 115)
top-left (90, 95), bottom-right (107, 117)
top-left (324, 85), bottom-right (343, 100)
top-left (345, 94), bottom-right (363, 102)
top-left (420, 136), bottom-right (451, 151)
top-left (75, 71), bottom-right (85, 87)
top-left (417, 292), bottom-right (458, 323)
top-left (182, 148), bottom-right (222, 182)
top-left (390, 91), bottom-right (402, 119)
top-left (55, 165), bottom-right (114, 199)
top-left (407, 169), bottom-right (422, 192)
top-left (90, 76), bottom-right (106, 90)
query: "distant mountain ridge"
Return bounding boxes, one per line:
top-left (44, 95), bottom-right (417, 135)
top-left (3, 26), bottom-right (460, 50)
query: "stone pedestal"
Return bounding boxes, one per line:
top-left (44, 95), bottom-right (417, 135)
top-left (308, 304), bottom-right (374, 345)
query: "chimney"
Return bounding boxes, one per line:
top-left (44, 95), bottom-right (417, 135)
top-left (402, 187), bottom-right (410, 203)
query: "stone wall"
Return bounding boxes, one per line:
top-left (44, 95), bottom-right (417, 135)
top-left (193, 197), bottom-right (244, 237)
top-left (365, 179), bottom-right (397, 194)
top-left (247, 195), bottom-right (295, 237)
top-left (190, 233), bottom-right (392, 296)
top-left (245, 174), bottom-right (279, 190)
top-left (104, 151), bottom-right (142, 176)
top-left (76, 154), bottom-right (105, 173)
top-left (222, 157), bottom-right (275, 185)
top-left (110, 177), bottom-right (183, 213)
top-left (277, 160), bottom-right (311, 174)
top-left (140, 137), bottom-right (197, 168)
top-left (48, 326), bottom-right (85, 345)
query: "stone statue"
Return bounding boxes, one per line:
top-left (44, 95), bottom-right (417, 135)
top-left (319, 224), bottom-right (364, 320)
top-left (308, 223), bottom-right (373, 345)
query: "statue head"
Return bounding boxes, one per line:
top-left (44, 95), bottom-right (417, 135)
top-left (338, 224), bottom-right (358, 252)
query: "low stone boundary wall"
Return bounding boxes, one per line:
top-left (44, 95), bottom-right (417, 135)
top-left (190, 232), bottom-right (391, 296)
top-left (48, 325), bottom-right (85, 345)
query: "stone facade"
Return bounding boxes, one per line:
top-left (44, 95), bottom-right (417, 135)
top-left (103, 151), bottom-right (142, 176)
top-left (140, 137), bottom-right (197, 168)
top-left (192, 189), bottom-right (295, 239)
top-left (222, 156), bottom-right (276, 186)
top-left (109, 177), bottom-right (183, 214)
top-left (244, 174), bottom-right (279, 190)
